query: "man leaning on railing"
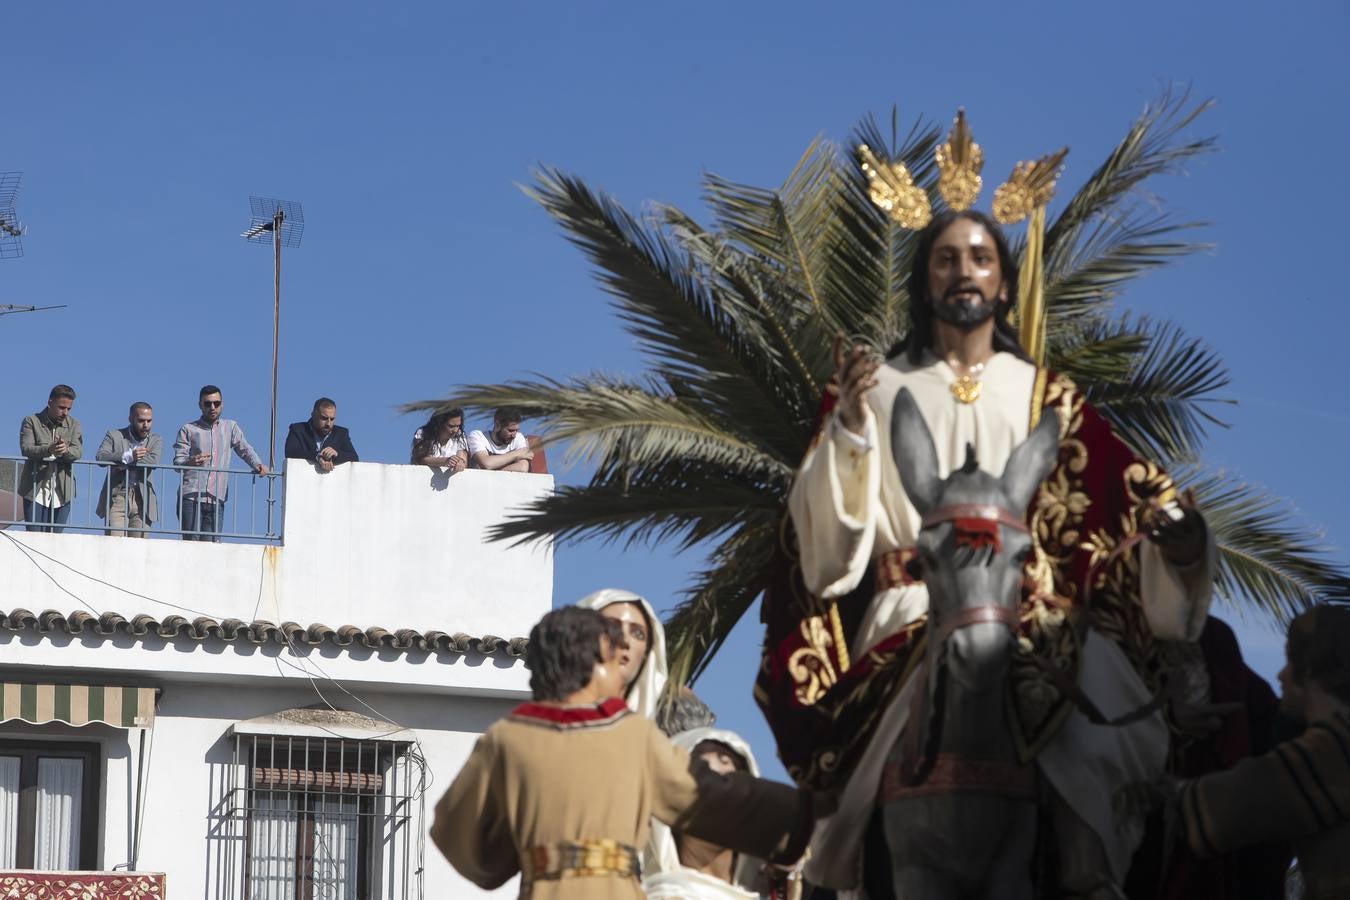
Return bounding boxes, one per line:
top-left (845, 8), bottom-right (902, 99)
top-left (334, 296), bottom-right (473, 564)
top-left (18, 384), bottom-right (82, 534)
top-left (95, 401), bottom-right (162, 538)
top-left (172, 384), bottom-right (268, 542)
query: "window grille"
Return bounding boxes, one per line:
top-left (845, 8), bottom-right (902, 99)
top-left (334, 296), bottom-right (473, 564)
top-left (230, 733), bottom-right (417, 900)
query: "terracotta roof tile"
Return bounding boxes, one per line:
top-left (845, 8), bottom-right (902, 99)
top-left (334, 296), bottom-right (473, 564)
top-left (0, 608), bottom-right (529, 658)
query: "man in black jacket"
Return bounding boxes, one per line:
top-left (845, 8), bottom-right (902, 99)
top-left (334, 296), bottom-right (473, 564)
top-left (284, 397), bottom-right (358, 473)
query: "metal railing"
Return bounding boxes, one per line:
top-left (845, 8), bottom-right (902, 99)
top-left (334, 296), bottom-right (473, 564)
top-left (0, 456), bottom-right (284, 543)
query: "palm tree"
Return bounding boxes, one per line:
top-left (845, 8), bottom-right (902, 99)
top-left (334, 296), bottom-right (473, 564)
top-left (406, 92), bottom-right (1350, 689)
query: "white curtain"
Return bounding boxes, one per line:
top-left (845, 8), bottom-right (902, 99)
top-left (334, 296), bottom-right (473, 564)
top-left (248, 793), bottom-right (299, 900)
top-left (35, 757), bottom-right (83, 870)
top-left (310, 797), bottom-right (360, 900)
top-left (0, 757), bottom-right (19, 869)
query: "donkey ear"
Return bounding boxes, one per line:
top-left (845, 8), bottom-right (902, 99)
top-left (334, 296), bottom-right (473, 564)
top-left (891, 388), bottom-right (941, 515)
top-left (1000, 409), bottom-right (1061, 512)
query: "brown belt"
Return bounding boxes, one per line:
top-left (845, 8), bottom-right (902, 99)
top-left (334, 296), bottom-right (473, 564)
top-left (521, 839), bottom-right (640, 885)
top-left (874, 548), bottom-right (921, 593)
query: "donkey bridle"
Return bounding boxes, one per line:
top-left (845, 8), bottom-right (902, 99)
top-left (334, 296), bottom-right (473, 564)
top-left (896, 502), bottom-right (1167, 793)
top-left (894, 502), bottom-right (1030, 791)
top-left (919, 502), bottom-right (1029, 647)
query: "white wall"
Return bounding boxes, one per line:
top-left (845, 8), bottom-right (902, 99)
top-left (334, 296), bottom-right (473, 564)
top-left (0, 459), bottom-right (549, 896)
top-left (0, 463), bottom-right (554, 646)
top-left (0, 680), bottom-right (514, 898)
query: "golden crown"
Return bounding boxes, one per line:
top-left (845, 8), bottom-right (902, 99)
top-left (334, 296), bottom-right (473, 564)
top-left (858, 110), bottom-right (1068, 230)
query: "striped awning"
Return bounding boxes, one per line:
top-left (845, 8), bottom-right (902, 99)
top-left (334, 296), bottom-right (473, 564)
top-left (0, 683), bottom-right (157, 729)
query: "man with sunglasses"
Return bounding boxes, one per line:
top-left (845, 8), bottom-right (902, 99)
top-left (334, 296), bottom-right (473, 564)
top-left (172, 385), bottom-right (267, 541)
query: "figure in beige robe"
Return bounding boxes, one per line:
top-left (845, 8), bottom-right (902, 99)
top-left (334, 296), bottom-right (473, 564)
top-left (434, 699), bottom-right (807, 899)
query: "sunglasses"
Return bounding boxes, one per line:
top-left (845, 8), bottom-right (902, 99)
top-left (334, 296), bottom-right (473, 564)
top-left (203, 400), bottom-right (222, 407)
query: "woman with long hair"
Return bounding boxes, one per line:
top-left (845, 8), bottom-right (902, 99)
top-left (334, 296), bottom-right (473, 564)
top-left (410, 408), bottom-right (469, 472)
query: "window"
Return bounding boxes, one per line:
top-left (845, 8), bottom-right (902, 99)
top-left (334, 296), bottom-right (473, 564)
top-left (237, 734), bottom-right (413, 900)
top-left (0, 740), bottom-right (100, 870)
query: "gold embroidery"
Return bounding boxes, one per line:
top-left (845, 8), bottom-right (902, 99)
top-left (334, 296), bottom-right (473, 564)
top-left (788, 615), bottom-right (839, 706)
top-left (828, 603), bottom-right (850, 673)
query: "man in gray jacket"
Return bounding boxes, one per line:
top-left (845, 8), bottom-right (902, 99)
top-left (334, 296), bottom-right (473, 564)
top-left (96, 402), bottom-right (162, 537)
top-left (18, 384), bottom-right (83, 533)
top-left (172, 385), bottom-right (267, 542)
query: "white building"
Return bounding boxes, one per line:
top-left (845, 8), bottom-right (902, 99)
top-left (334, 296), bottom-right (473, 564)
top-left (0, 462), bottom-right (552, 899)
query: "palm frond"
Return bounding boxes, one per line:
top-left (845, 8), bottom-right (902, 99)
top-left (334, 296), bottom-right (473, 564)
top-left (405, 375), bottom-right (793, 477)
top-left (522, 169), bottom-right (806, 464)
top-left (702, 137), bottom-right (841, 319)
top-left (490, 468), bottom-right (782, 552)
top-left (1044, 89), bottom-right (1215, 268)
top-left (1068, 315), bottom-right (1232, 464)
top-left (1044, 214), bottom-right (1211, 321)
top-left (824, 110), bottom-right (941, 349)
top-left (663, 525), bottom-right (778, 687)
top-left (657, 204), bottom-right (823, 415)
top-left (1184, 469), bottom-right (1350, 622)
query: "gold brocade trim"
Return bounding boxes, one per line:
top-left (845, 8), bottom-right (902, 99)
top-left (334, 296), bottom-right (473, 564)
top-left (829, 603), bottom-right (850, 673)
top-left (521, 839), bottom-right (640, 884)
top-left (788, 615), bottom-right (841, 706)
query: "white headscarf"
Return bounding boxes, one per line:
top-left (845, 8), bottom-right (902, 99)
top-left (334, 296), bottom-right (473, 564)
top-left (643, 727), bottom-right (763, 899)
top-left (575, 588), bottom-right (668, 720)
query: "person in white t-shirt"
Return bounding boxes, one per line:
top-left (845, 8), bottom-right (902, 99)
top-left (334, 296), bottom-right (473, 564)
top-left (467, 407), bottom-right (534, 472)
top-left (410, 407), bottom-right (470, 473)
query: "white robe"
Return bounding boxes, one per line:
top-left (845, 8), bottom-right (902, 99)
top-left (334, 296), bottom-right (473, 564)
top-left (787, 351), bottom-right (1215, 890)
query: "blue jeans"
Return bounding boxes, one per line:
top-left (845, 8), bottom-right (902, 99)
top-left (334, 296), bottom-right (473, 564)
top-left (24, 499), bottom-right (71, 534)
top-left (180, 494), bottom-right (224, 542)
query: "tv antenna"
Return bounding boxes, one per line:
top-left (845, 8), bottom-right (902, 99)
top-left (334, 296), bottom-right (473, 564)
top-left (1, 304), bottom-right (68, 318)
top-left (241, 195), bottom-right (304, 536)
top-left (0, 172), bottom-right (24, 260)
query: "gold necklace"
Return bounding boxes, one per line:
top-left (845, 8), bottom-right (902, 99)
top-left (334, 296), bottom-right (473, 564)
top-left (948, 361), bottom-right (986, 404)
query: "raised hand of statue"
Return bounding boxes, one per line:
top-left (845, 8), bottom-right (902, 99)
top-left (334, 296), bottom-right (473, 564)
top-left (833, 335), bottom-right (881, 436)
top-left (1143, 487), bottom-right (1207, 567)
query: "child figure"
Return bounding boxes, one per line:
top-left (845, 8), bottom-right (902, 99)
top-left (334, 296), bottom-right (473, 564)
top-left (432, 606), bottom-right (816, 898)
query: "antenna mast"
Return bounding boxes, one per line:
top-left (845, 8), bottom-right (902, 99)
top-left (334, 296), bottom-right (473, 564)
top-left (241, 195), bottom-right (304, 536)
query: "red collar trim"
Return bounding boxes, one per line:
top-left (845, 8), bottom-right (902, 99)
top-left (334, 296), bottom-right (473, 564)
top-left (509, 697), bottom-right (630, 730)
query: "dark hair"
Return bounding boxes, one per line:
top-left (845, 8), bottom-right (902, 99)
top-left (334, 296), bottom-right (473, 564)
top-left (527, 607), bottom-right (626, 701)
top-left (411, 408), bottom-right (464, 463)
top-left (129, 402), bottom-right (152, 416)
top-left (312, 397), bottom-right (336, 413)
top-left (494, 406), bottom-right (524, 426)
top-left (892, 209), bottom-right (1031, 365)
top-left (48, 384), bottom-right (76, 402)
top-left (199, 384), bottom-right (222, 400)
top-left (691, 738), bottom-right (748, 772)
top-left (656, 686), bottom-right (717, 736)
top-left (1287, 605), bottom-right (1350, 707)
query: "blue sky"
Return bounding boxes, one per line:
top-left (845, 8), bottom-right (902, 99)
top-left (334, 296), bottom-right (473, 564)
top-left (7, 2), bottom-right (1349, 779)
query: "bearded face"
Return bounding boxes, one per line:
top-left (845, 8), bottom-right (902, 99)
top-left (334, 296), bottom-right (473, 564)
top-left (924, 216), bottom-right (1007, 330)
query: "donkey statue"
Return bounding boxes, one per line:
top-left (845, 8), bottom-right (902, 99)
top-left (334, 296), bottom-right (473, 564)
top-left (881, 387), bottom-right (1061, 899)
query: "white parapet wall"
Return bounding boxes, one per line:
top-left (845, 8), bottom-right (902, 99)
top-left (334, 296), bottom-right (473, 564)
top-left (0, 461), bottom-right (552, 697)
top-left (0, 462), bottom-right (554, 642)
